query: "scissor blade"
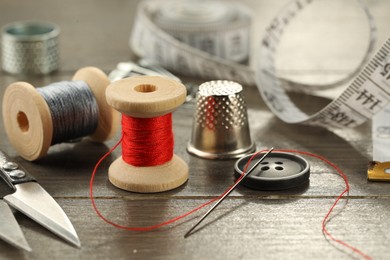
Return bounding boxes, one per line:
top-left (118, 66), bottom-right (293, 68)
top-left (3, 182), bottom-right (80, 247)
top-left (0, 200), bottom-right (31, 251)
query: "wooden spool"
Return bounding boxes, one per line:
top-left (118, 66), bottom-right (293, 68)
top-left (2, 67), bottom-right (120, 161)
top-left (106, 76), bottom-right (189, 193)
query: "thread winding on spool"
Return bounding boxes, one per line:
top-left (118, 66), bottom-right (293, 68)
top-left (2, 67), bottom-right (120, 161)
top-left (121, 114), bottom-right (174, 167)
top-left (105, 76), bottom-right (189, 193)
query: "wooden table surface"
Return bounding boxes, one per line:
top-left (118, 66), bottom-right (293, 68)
top-left (0, 0), bottom-right (389, 259)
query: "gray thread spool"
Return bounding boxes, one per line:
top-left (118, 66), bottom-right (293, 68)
top-left (1, 21), bottom-right (60, 74)
top-left (37, 81), bottom-right (99, 145)
top-left (2, 66), bottom-right (120, 161)
top-left (187, 80), bottom-right (255, 159)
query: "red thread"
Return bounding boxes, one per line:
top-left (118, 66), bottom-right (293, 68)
top-left (121, 113), bottom-right (174, 167)
top-left (89, 147), bottom-right (371, 259)
top-left (275, 149), bottom-right (371, 260)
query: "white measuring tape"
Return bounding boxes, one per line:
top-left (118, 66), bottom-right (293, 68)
top-left (373, 105), bottom-right (390, 162)
top-left (130, 0), bottom-right (254, 84)
top-left (130, 0), bottom-right (390, 128)
top-left (151, 1), bottom-right (251, 63)
top-left (130, 0), bottom-right (390, 171)
top-left (259, 37), bottom-right (390, 128)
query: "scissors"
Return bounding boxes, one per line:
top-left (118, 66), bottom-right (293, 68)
top-left (0, 149), bottom-right (80, 251)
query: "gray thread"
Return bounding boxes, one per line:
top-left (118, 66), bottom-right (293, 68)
top-left (37, 80), bottom-right (99, 145)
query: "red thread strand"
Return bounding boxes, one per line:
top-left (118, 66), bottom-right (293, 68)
top-left (89, 147), bottom-right (371, 259)
top-left (275, 149), bottom-right (371, 260)
top-left (121, 113), bottom-right (174, 167)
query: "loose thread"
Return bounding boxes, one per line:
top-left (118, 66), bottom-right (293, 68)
top-left (89, 147), bottom-right (371, 259)
top-left (275, 149), bottom-right (371, 260)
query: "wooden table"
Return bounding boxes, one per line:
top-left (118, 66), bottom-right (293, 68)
top-left (0, 0), bottom-right (389, 259)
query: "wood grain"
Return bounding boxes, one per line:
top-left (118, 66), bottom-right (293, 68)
top-left (106, 76), bottom-right (187, 118)
top-left (2, 81), bottom-right (53, 161)
top-left (0, 0), bottom-right (389, 259)
top-left (1, 198), bottom-right (390, 260)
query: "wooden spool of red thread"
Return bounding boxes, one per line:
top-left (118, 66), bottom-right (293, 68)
top-left (106, 76), bottom-right (189, 193)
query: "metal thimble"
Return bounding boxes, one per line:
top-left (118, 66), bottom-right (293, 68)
top-left (1, 21), bottom-right (60, 75)
top-left (187, 80), bottom-right (255, 159)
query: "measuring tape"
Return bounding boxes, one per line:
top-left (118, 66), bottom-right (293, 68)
top-left (130, 0), bottom-right (253, 85)
top-left (130, 0), bottom-right (390, 130)
top-left (129, 0), bottom-right (390, 181)
top-left (151, 1), bottom-right (251, 63)
top-left (373, 105), bottom-right (390, 162)
top-left (259, 37), bottom-right (390, 128)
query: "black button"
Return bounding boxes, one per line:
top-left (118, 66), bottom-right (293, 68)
top-left (234, 152), bottom-right (310, 190)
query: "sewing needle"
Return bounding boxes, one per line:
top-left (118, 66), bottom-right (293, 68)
top-left (184, 147), bottom-right (274, 238)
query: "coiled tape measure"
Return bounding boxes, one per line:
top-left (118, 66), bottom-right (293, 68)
top-left (129, 0), bottom-right (390, 180)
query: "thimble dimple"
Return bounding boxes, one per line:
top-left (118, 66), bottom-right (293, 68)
top-left (187, 80), bottom-right (255, 159)
top-left (1, 21), bottom-right (60, 75)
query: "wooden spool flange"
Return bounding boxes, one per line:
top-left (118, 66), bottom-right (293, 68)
top-left (105, 76), bottom-right (189, 193)
top-left (2, 67), bottom-right (120, 161)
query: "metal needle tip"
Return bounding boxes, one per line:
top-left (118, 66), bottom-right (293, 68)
top-left (184, 148), bottom-right (274, 238)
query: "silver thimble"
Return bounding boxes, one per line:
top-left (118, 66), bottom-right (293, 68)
top-left (1, 21), bottom-right (60, 75)
top-left (187, 80), bottom-right (255, 159)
